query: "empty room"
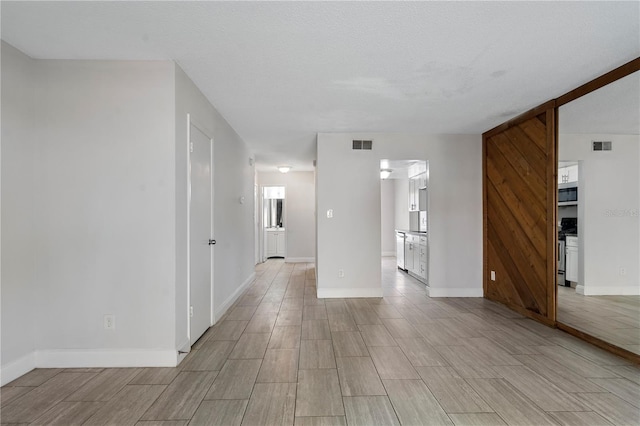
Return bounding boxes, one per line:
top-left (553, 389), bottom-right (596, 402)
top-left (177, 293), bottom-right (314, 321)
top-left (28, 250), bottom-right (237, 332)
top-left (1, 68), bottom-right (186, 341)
top-left (1, 2), bottom-right (639, 425)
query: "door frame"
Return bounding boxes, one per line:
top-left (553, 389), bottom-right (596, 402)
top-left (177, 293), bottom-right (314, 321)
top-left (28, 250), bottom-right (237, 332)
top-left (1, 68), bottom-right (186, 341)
top-left (186, 113), bottom-right (215, 344)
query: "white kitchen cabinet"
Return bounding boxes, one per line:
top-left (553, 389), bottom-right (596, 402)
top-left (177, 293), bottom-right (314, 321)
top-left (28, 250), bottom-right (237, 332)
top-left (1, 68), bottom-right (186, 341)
top-left (408, 163), bottom-right (427, 179)
top-left (409, 172), bottom-right (426, 212)
top-left (418, 238), bottom-right (427, 281)
top-left (413, 242), bottom-right (421, 275)
top-left (266, 229), bottom-right (286, 258)
top-left (409, 178), bottom-right (418, 211)
top-left (403, 233), bottom-right (427, 284)
top-left (417, 172), bottom-right (427, 189)
top-left (405, 235), bottom-right (416, 272)
top-left (565, 236), bottom-right (578, 283)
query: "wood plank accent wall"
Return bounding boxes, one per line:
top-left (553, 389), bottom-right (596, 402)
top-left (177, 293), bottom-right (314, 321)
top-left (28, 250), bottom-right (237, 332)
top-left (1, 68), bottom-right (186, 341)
top-left (483, 106), bottom-right (557, 324)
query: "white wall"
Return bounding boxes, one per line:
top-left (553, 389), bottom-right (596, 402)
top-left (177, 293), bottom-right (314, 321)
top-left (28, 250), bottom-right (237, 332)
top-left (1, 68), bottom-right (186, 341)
top-left (381, 179), bottom-right (396, 256)
top-left (257, 171), bottom-right (316, 262)
top-left (560, 133), bottom-right (640, 295)
top-left (32, 59), bottom-right (178, 363)
top-left (1, 42), bottom-right (38, 381)
top-left (317, 133), bottom-right (482, 298)
top-left (394, 178), bottom-right (410, 230)
top-left (175, 65), bottom-right (256, 350)
top-left (1, 46), bottom-right (257, 384)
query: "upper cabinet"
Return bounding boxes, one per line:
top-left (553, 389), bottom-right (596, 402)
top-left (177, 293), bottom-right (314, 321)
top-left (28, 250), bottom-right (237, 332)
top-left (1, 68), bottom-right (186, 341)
top-left (417, 172), bottom-right (427, 189)
top-left (407, 163), bottom-right (427, 178)
top-left (409, 172), bottom-right (427, 212)
top-left (409, 178), bottom-right (418, 211)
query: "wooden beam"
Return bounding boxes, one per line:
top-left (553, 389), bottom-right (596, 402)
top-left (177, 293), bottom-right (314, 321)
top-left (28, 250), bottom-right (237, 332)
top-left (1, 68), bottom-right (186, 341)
top-left (556, 57), bottom-right (640, 107)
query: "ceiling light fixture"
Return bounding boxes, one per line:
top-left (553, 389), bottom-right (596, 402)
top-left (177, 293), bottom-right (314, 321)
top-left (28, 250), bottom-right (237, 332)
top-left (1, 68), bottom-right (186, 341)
top-left (278, 166), bottom-right (292, 173)
top-left (380, 169), bottom-right (392, 180)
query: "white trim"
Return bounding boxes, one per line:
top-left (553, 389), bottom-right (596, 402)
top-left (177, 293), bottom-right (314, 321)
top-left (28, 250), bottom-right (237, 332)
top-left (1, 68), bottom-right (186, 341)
top-left (35, 349), bottom-right (178, 369)
top-left (213, 272), bottom-right (256, 323)
top-left (582, 285), bottom-right (640, 296)
top-left (426, 286), bottom-right (483, 297)
top-left (381, 251), bottom-right (396, 257)
top-left (575, 284), bottom-right (585, 295)
top-left (317, 287), bottom-right (383, 298)
top-left (285, 257), bottom-right (315, 263)
top-left (1, 351), bottom-right (36, 386)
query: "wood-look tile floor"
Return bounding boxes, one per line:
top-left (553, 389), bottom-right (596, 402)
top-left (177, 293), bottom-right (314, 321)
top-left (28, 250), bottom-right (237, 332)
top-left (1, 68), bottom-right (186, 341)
top-left (557, 286), bottom-right (640, 355)
top-left (2, 258), bottom-right (639, 425)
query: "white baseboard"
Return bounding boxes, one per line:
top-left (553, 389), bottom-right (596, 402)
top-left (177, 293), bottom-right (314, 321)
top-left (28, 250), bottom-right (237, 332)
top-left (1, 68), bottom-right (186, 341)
top-left (35, 349), bottom-right (178, 369)
top-left (2, 272), bottom-right (259, 384)
top-left (426, 286), bottom-right (483, 297)
top-left (285, 257), bottom-right (315, 263)
top-left (582, 285), bottom-right (640, 296)
top-left (213, 272), bottom-right (256, 323)
top-left (1, 351), bottom-right (36, 386)
top-left (317, 287), bottom-right (383, 298)
top-left (575, 284), bottom-right (585, 295)
top-left (381, 251), bottom-right (396, 257)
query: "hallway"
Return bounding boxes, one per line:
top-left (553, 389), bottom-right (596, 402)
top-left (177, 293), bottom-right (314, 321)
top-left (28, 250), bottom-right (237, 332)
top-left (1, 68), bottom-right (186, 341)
top-left (1, 259), bottom-right (639, 425)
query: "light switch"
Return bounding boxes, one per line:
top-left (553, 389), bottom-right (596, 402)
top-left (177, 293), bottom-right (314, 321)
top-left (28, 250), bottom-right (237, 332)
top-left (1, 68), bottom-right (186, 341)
top-left (327, 209), bottom-right (333, 219)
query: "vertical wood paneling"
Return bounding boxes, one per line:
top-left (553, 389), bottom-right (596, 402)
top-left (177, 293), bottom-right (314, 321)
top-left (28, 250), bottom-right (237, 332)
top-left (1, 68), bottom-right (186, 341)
top-left (483, 107), bottom-right (556, 324)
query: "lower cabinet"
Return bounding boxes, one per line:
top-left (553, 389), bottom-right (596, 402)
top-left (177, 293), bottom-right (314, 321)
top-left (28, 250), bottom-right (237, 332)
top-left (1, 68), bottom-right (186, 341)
top-left (266, 229), bottom-right (286, 258)
top-left (404, 233), bottom-right (427, 284)
top-left (405, 237), bottom-right (415, 272)
top-left (413, 245), bottom-right (421, 276)
top-left (565, 236), bottom-right (578, 283)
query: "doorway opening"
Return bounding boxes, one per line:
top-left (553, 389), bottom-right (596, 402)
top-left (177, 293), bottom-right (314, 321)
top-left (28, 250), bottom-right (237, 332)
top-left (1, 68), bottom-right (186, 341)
top-left (380, 159), bottom-right (429, 288)
top-left (263, 186), bottom-right (286, 260)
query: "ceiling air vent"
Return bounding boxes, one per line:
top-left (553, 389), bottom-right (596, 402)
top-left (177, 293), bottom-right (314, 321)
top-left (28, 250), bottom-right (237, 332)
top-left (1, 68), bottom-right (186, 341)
top-left (592, 141), bottom-right (612, 151)
top-left (352, 140), bottom-right (373, 150)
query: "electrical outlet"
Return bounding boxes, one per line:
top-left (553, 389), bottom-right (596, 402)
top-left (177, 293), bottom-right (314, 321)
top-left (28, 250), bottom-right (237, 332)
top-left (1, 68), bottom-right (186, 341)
top-left (490, 271), bottom-right (496, 281)
top-left (104, 315), bottom-right (115, 330)
top-left (327, 209), bottom-right (333, 219)
top-left (338, 269), bottom-right (344, 278)
top-left (620, 267), bottom-right (627, 276)
top-left (190, 306), bottom-right (194, 317)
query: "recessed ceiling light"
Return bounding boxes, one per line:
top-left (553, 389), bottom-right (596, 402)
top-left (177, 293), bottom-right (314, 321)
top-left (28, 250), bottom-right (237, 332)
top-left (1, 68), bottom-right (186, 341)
top-left (278, 166), bottom-right (292, 173)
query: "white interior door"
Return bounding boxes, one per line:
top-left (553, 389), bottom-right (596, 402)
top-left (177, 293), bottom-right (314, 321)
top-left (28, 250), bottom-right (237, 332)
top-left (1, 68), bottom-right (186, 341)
top-left (189, 122), bottom-right (213, 344)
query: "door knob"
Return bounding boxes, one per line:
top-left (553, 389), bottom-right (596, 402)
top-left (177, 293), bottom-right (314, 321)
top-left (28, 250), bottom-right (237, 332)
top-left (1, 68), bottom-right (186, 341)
top-left (209, 239), bottom-right (216, 245)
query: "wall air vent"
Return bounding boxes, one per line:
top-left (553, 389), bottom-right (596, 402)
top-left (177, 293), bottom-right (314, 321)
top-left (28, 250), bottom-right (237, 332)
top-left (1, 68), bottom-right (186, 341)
top-left (592, 141), bottom-right (612, 151)
top-left (352, 140), bottom-right (373, 150)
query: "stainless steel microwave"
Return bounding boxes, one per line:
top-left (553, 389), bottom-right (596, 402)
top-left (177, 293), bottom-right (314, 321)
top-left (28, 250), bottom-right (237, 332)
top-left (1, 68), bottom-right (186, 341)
top-left (558, 182), bottom-right (578, 206)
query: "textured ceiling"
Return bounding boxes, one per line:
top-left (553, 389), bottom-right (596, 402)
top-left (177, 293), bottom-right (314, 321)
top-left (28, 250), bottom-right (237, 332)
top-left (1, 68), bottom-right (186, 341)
top-left (2, 1), bottom-right (639, 171)
top-left (559, 71), bottom-right (640, 135)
